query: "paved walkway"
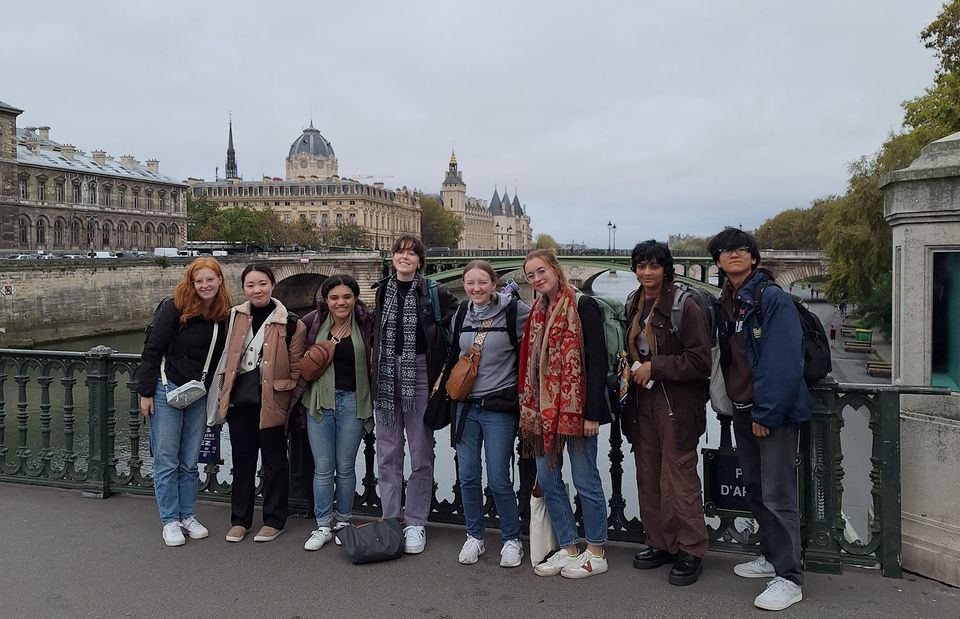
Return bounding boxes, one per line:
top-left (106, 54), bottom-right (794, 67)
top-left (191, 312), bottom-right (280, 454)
top-left (2, 485), bottom-right (957, 618)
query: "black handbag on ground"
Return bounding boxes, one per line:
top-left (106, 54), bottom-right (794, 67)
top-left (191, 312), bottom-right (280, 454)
top-left (230, 367), bottom-right (261, 407)
top-left (337, 518), bottom-right (405, 564)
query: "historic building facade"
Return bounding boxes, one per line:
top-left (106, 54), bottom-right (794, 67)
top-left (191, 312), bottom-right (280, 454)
top-left (188, 122), bottom-right (419, 250)
top-left (0, 100), bottom-right (187, 253)
top-left (439, 152), bottom-right (532, 251)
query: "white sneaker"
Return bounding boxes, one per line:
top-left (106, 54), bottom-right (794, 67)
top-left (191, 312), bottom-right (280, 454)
top-left (458, 536), bottom-right (485, 564)
top-left (179, 515), bottom-right (209, 540)
top-left (561, 549), bottom-right (609, 579)
top-left (754, 576), bottom-right (803, 611)
top-left (534, 549), bottom-right (580, 577)
top-left (403, 525), bottom-right (426, 554)
top-left (162, 522), bottom-right (185, 547)
top-left (734, 555), bottom-right (777, 579)
top-left (500, 539), bottom-right (524, 568)
top-left (333, 521), bottom-right (349, 546)
top-left (304, 527), bottom-right (333, 551)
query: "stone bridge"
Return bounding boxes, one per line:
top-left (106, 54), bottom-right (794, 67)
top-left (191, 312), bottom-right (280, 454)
top-left (0, 253), bottom-right (383, 346)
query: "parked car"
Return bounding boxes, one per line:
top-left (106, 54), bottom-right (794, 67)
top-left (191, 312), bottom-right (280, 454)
top-left (5, 254), bottom-right (36, 260)
top-left (426, 246), bottom-right (451, 257)
top-left (88, 251), bottom-right (119, 259)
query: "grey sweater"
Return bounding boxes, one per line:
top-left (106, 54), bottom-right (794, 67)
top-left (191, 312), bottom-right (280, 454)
top-left (451, 292), bottom-right (530, 398)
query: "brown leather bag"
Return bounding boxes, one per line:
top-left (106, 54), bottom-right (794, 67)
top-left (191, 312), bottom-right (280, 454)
top-left (297, 339), bottom-right (336, 382)
top-left (445, 318), bottom-right (493, 401)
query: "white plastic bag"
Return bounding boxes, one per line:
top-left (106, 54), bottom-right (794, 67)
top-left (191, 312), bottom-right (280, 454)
top-left (529, 480), bottom-right (559, 566)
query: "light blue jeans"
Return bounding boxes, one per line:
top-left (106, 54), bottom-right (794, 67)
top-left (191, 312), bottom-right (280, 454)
top-left (535, 435), bottom-right (608, 548)
top-left (149, 379), bottom-right (207, 525)
top-left (306, 390), bottom-right (366, 528)
top-left (454, 403), bottom-right (521, 542)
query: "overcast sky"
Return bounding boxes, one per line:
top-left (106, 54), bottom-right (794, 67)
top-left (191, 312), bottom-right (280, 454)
top-left (4, 0), bottom-right (945, 247)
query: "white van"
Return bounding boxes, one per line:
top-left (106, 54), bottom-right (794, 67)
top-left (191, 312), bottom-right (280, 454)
top-left (177, 250), bottom-right (199, 258)
top-left (154, 247), bottom-right (180, 257)
top-left (89, 251), bottom-right (118, 259)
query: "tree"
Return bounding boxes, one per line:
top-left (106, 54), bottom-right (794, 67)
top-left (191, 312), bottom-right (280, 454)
top-left (322, 222), bottom-right (371, 248)
top-left (534, 233), bottom-right (559, 249)
top-left (419, 195), bottom-right (463, 247)
top-left (216, 207), bottom-right (272, 249)
top-left (186, 194), bottom-right (221, 240)
top-left (755, 200), bottom-right (831, 250)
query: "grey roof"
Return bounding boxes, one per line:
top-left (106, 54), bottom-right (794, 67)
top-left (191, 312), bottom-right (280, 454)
top-left (16, 129), bottom-right (183, 186)
top-left (501, 191), bottom-right (513, 217)
top-left (443, 170), bottom-right (462, 186)
top-left (489, 188), bottom-right (502, 215)
top-left (0, 100), bottom-right (24, 114)
top-left (289, 123), bottom-right (335, 159)
top-left (512, 194), bottom-right (523, 215)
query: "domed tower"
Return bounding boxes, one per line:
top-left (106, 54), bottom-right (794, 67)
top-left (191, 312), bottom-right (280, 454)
top-left (285, 121), bottom-right (338, 180)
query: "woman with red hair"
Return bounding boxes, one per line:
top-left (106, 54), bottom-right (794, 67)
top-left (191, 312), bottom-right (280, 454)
top-left (138, 257), bottom-right (231, 547)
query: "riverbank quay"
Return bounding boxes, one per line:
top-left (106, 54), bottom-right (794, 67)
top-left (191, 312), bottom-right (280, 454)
top-left (1, 485), bottom-right (957, 619)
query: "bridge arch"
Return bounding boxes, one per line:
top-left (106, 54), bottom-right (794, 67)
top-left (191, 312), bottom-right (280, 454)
top-left (775, 264), bottom-right (828, 289)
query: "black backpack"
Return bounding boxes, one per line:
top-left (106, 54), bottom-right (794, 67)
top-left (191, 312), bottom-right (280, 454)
top-left (143, 297), bottom-right (175, 345)
top-left (752, 281), bottom-right (832, 385)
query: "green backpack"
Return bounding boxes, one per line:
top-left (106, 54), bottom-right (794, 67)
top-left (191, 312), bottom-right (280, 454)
top-left (575, 291), bottom-right (628, 391)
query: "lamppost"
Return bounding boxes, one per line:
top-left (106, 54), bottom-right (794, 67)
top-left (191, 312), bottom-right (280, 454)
top-left (612, 224), bottom-right (617, 252)
top-left (607, 220), bottom-right (612, 252)
top-left (506, 225), bottom-right (513, 252)
top-left (86, 214), bottom-right (98, 256)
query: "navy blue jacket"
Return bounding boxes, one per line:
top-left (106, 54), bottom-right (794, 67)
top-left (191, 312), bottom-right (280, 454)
top-left (719, 269), bottom-right (811, 428)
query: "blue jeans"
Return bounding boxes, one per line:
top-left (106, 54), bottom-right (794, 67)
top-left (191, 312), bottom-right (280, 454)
top-left (306, 390), bottom-right (366, 527)
top-left (535, 435), bottom-right (608, 548)
top-left (454, 403), bottom-right (521, 543)
top-left (149, 379), bottom-right (207, 524)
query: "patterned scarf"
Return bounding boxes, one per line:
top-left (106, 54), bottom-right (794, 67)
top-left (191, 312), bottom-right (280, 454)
top-left (375, 275), bottom-right (420, 426)
top-left (519, 284), bottom-right (586, 455)
top-left (627, 291), bottom-right (658, 364)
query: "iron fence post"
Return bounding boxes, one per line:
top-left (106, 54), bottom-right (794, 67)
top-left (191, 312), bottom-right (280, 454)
top-left (878, 390), bottom-right (902, 577)
top-left (803, 380), bottom-right (842, 574)
top-left (82, 346), bottom-right (115, 499)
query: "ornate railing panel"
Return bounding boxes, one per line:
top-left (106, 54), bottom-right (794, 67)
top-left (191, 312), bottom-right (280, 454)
top-left (1, 347), bottom-right (947, 578)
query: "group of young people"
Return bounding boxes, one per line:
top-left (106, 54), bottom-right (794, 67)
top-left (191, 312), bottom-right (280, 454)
top-left (138, 227), bottom-right (810, 612)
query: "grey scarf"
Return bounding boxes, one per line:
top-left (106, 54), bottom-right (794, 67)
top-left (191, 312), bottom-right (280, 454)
top-left (376, 275), bottom-right (421, 426)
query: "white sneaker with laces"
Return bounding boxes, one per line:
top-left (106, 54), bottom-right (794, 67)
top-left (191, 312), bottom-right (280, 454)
top-left (179, 515), bottom-right (209, 540)
top-left (458, 536), bottom-right (485, 564)
top-left (560, 549), bottom-right (609, 579)
top-left (162, 521), bottom-right (186, 547)
top-left (734, 555), bottom-right (777, 578)
top-left (534, 549), bottom-right (580, 577)
top-left (304, 527), bottom-right (333, 551)
top-left (403, 525), bottom-right (426, 554)
top-left (754, 576), bottom-right (803, 611)
top-left (500, 539), bottom-right (524, 568)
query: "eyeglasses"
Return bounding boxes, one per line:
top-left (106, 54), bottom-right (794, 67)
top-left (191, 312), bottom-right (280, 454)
top-left (524, 267), bottom-right (549, 282)
top-left (719, 247), bottom-right (750, 258)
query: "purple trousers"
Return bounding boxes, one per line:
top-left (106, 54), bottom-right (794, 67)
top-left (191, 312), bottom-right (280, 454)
top-left (375, 354), bottom-right (434, 526)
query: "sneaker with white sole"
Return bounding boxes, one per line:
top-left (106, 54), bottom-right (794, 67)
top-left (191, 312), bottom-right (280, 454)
top-left (225, 525), bottom-right (247, 543)
top-left (179, 515), bottom-right (209, 540)
top-left (560, 549), bottom-right (609, 579)
top-left (304, 527), bottom-right (333, 551)
top-left (333, 521), bottom-right (349, 546)
top-left (162, 522), bottom-right (186, 547)
top-left (499, 539), bottom-right (524, 568)
top-left (754, 576), bottom-right (803, 611)
top-left (734, 555), bottom-right (777, 579)
top-left (254, 526), bottom-right (283, 542)
top-left (458, 536), bottom-right (485, 564)
top-left (534, 549), bottom-right (580, 577)
top-left (403, 525), bottom-right (426, 554)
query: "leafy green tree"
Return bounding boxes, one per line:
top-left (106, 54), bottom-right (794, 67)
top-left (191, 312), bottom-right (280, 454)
top-left (755, 200), bottom-right (831, 250)
top-left (323, 222), bottom-right (371, 248)
top-left (419, 195), bottom-right (463, 247)
top-left (534, 233), bottom-right (559, 249)
top-left (216, 207), bottom-right (271, 249)
top-left (186, 194), bottom-right (221, 240)
top-left (668, 235), bottom-right (711, 254)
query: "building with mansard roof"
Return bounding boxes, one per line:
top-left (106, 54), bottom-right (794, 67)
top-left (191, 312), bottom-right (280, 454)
top-left (187, 121), bottom-right (418, 250)
top-left (0, 100), bottom-right (187, 253)
top-left (439, 151), bottom-right (532, 250)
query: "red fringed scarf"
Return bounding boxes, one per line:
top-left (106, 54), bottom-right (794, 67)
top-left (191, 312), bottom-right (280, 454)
top-left (519, 284), bottom-right (586, 455)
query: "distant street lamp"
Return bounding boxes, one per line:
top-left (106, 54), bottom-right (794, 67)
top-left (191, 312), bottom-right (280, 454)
top-left (86, 214), bottom-right (98, 256)
top-left (612, 224), bottom-right (617, 252)
top-left (607, 221), bottom-right (612, 252)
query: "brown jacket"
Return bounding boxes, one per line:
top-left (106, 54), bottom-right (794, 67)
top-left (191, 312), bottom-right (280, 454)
top-left (217, 299), bottom-right (308, 429)
top-left (621, 283), bottom-right (711, 451)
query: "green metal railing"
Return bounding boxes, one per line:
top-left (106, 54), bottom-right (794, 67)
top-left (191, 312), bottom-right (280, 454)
top-left (0, 346), bottom-right (947, 577)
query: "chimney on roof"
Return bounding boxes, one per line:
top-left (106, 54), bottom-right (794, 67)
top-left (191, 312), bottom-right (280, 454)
top-left (120, 155), bottom-right (135, 169)
top-left (23, 126), bottom-right (36, 137)
top-left (146, 159), bottom-right (159, 174)
top-left (37, 126), bottom-right (50, 140)
top-left (61, 144), bottom-right (76, 160)
top-left (92, 150), bottom-right (107, 165)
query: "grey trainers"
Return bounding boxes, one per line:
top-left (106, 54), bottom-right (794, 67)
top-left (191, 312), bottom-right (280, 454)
top-left (500, 539), bottom-right (524, 568)
top-left (734, 555), bottom-right (777, 578)
top-left (458, 536), bottom-right (485, 564)
top-left (403, 525), bottom-right (426, 554)
top-left (179, 515), bottom-right (209, 540)
top-left (754, 576), bottom-right (803, 611)
top-left (162, 522), bottom-right (185, 547)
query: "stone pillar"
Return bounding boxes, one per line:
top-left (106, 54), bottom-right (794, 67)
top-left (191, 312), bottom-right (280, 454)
top-left (880, 131), bottom-right (960, 586)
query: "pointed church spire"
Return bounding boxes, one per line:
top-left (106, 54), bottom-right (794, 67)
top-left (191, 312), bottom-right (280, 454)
top-left (225, 114), bottom-right (238, 180)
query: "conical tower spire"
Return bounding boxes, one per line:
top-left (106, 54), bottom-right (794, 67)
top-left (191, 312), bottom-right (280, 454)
top-left (225, 114), bottom-right (238, 180)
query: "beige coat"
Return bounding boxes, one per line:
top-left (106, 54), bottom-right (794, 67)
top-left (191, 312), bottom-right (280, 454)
top-left (217, 299), bottom-right (307, 429)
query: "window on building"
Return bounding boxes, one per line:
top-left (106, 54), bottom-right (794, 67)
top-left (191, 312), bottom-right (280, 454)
top-left (131, 228), bottom-right (139, 247)
top-left (117, 226), bottom-right (125, 248)
top-left (147, 195), bottom-right (153, 210)
top-left (54, 220), bottom-right (64, 246)
top-left (336, 213), bottom-right (343, 226)
top-left (349, 213), bottom-right (356, 224)
top-left (37, 180), bottom-right (46, 201)
top-left (19, 219), bottom-right (28, 245)
top-left (133, 191), bottom-right (140, 209)
top-left (309, 213), bottom-right (317, 224)
top-left (71, 220), bottom-right (81, 246)
top-left (73, 184), bottom-right (82, 204)
top-left (102, 189), bottom-right (110, 207)
top-left (56, 182), bottom-right (64, 202)
top-left (19, 178), bottom-right (27, 200)
top-left (88, 183), bottom-right (97, 205)
top-left (118, 190), bottom-right (125, 208)
top-left (321, 213), bottom-right (329, 227)
top-left (102, 224), bottom-right (110, 246)
top-left (36, 220), bottom-right (46, 245)
top-left (159, 194), bottom-right (165, 210)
